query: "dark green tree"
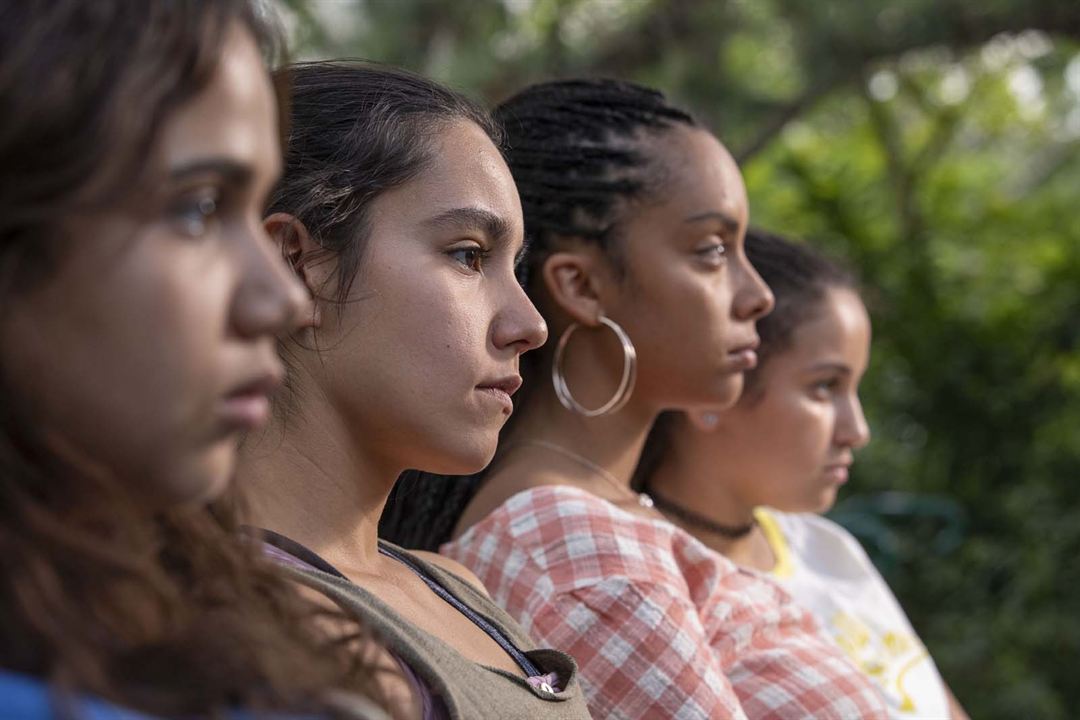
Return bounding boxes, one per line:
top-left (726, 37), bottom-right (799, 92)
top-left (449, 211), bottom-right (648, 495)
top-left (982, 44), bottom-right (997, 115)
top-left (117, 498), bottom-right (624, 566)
top-left (279, 2), bottom-right (1080, 715)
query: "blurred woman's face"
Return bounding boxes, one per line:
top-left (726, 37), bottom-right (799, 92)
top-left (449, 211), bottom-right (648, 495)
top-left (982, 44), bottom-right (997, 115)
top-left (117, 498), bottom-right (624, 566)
top-left (604, 125), bottom-right (774, 413)
top-left (709, 287), bottom-right (872, 513)
top-left (0, 24), bottom-right (307, 507)
top-left (299, 120), bottom-right (548, 476)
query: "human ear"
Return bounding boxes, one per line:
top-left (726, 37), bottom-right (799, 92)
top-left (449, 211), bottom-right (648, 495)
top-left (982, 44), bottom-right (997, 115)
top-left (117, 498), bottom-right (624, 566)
top-left (540, 247), bottom-right (611, 326)
top-left (263, 212), bottom-right (325, 329)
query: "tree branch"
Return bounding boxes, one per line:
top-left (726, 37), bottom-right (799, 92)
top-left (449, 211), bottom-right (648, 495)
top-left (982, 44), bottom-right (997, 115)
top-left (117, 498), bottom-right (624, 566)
top-left (734, 74), bottom-right (848, 163)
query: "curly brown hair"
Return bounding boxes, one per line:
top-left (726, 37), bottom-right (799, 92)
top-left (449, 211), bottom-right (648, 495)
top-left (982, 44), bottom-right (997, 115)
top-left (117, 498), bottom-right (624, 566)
top-left (0, 1), bottom-right (383, 715)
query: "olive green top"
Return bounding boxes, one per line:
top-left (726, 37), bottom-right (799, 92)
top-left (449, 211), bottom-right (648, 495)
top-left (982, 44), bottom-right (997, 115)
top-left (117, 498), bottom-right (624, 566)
top-left (274, 542), bottom-right (590, 720)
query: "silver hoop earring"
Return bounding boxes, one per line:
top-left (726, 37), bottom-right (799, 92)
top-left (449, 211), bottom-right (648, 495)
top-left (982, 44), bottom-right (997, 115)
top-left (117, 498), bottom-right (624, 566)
top-left (552, 315), bottom-right (637, 417)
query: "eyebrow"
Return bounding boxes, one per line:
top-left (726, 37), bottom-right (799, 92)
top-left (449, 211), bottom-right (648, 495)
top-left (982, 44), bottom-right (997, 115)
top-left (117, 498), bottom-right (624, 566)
top-left (423, 206), bottom-right (525, 257)
top-left (807, 362), bottom-right (851, 376)
top-left (683, 211), bottom-right (741, 233)
top-left (167, 158), bottom-right (254, 186)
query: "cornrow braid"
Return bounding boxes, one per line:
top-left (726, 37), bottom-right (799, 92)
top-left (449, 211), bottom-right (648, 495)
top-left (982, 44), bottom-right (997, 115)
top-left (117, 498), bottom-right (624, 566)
top-left (380, 470), bottom-right (483, 551)
top-left (380, 79), bottom-right (699, 552)
top-left (496, 78), bottom-right (697, 286)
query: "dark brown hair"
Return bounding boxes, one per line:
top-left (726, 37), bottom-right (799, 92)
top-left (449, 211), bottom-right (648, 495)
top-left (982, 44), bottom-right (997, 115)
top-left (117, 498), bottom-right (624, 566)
top-left (734, 229), bottom-right (859, 398)
top-left (268, 60), bottom-right (503, 309)
top-left (0, 1), bottom-right (379, 715)
top-left (267, 60), bottom-right (503, 421)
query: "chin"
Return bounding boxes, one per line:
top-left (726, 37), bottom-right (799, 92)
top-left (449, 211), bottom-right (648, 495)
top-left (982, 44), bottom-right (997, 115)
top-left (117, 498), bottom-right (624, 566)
top-left (427, 434), bottom-right (498, 476)
top-left (710, 374), bottom-right (745, 409)
top-left (813, 488), bottom-right (839, 514)
top-left (161, 443), bottom-right (237, 508)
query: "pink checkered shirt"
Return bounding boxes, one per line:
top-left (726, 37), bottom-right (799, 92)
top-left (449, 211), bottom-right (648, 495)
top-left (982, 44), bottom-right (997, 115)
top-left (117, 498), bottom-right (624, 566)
top-left (441, 486), bottom-right (888, 720)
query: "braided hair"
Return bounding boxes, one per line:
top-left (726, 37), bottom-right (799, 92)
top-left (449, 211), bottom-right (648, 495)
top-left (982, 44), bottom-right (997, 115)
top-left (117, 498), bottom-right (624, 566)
top-left (501, 78), bottom-right (696, 286)
top-left (380, 79), bottom-right (699, 550)
top-left (633, 229), bottom-right (860, 492)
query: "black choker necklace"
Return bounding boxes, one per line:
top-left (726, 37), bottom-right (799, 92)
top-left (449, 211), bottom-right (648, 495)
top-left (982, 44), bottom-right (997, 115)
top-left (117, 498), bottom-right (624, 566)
top-left (645, 486), bottom-right (757, 539)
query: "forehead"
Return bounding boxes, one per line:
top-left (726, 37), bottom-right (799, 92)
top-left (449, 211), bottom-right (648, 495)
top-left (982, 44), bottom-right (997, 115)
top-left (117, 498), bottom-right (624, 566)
top-left (370, 120), bottom-right (523, 235)
top-left (787, 288), bottom-right (871, 363)
top-left (636, 125), bottom-right (748, 227)
top-left (153, 23), bottom-right (280, 178)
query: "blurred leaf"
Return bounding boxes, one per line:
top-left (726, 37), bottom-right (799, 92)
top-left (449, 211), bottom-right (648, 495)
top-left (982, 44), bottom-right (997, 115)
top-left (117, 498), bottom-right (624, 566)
top-left (280, 2), bottom-right (1080, 716)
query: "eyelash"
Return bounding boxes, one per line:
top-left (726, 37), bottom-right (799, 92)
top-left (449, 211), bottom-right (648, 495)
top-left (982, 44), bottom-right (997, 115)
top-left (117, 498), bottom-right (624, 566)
top-left (811, 378), bottom-right (840, 397)
top-left (696, 238), bottom-right (727, 262)
top-left (448, 245), bottom-right (491, 272)
top-left (172, 189), bottom-right (222, 238)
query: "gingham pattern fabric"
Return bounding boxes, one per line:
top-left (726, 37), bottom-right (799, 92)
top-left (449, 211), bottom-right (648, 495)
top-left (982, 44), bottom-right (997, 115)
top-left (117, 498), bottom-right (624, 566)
top-left (442, 486), bottom-right (888, 719)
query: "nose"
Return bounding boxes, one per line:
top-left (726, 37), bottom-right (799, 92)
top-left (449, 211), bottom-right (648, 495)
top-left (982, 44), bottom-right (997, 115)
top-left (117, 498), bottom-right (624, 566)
top-left (732, 253), bottom-right (775, 322)
top-left (836, 393), bottom-right (871, 451)
top-left (230, 219), bottom-right (311, 339)
top-left (492, 277), bottom-right (548, 355)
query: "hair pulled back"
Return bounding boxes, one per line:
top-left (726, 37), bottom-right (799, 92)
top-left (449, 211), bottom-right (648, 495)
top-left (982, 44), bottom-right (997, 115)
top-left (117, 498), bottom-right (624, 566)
top-left (497, 78), bottom-right (696, 287)
top-left (267, 60), bottom-right (502, 308)
top-left (0, 2), bottom-right (381, 714)
top-left (380, 78), bottom-right (699, 551)
top-left (739, 229), bottom-right (858, 395)
top-left (633, 229), bottom-right (860, 492)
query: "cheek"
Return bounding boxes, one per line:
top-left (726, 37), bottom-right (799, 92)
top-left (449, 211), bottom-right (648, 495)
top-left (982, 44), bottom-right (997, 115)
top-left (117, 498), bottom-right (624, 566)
top-left (630, 273), bottom-right (719, 351)
top-left (337, 265), bottom-right (490, 418)
top-left (333, 268), bottom-right (503, 473)
top-left (625, 273), bottom-right (739, 405)
top-left (3, 249), bottom-right (231, 492)
top-left (115, 235), bottom-right (234, 388)
top-left (91, 259), bottom-right (232, 474)
top-left (414, 282), bottom-right (486, 360)
top-left (149, 262), bottom-right (233, 411)
top-left (390, 275), bottom-right (485, 377)
top-left (774, 400), bottom-right (834, 474)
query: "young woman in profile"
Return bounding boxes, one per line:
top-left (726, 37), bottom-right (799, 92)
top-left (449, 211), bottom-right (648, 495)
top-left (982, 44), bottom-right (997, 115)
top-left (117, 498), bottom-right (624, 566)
top-left (236, 62), bottom-right (591, 720)
top-left (635, 230), bottom-right (970, 720)
top-left (0, 2), bottom-right (386, 717)
top-left (381, 79), bottom-right (889, 719)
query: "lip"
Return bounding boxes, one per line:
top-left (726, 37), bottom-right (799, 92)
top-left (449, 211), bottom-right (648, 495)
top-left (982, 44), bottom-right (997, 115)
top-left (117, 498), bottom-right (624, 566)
top-left (822, 462), bottom-right (852, 484)
top-left (725, 336), bottom-right (760, 372)
top-left (218, 367), bottom-right (284, 431)
top-left (476, 375), bottom-right (522, 415)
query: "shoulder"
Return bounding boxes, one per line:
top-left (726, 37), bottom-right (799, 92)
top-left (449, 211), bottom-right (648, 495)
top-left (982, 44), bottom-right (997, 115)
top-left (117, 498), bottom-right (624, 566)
top-left (495, 484), bottom-right (671, 544)
top-left (763, 509), bottom-right (881, 582)
top-left (785, 512), bottom-right (871, 558)
top-left (506, 486), bottom-right (682, 571)
top-left (410, 550), bottom-right (491, 597)
top-left (453, 485), bottom-right (744, 598)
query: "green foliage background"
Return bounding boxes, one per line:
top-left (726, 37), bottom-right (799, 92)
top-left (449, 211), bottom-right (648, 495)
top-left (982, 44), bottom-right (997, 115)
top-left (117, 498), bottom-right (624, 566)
top-left (279, 1), bottom-right (1080, 716)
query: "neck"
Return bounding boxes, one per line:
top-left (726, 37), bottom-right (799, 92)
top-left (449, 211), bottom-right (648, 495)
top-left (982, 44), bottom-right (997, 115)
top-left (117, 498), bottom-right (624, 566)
top-left (237, 371), bottom-right (399, 573)
top-left (499, 372), bottom-right (656, 498)
top-left (646, 436), bottom-right (763, 560)
top-left (647, 485), bottom-right (756, 539)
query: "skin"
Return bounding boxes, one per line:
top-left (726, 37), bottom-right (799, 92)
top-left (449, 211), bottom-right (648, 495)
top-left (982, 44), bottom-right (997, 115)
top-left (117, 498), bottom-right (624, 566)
top-left (459, 124), bottom-right (774, 530)
top-left (0, 24), bottom-right (307, 508)
top-left (649, 287), bottom-right (871, 567)
top-left (652, 286), bottom-right (971, 720)
top-left (728, 288), bottom-right (872, 515)
top-left (239, 119), bottom-right (548, 698)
